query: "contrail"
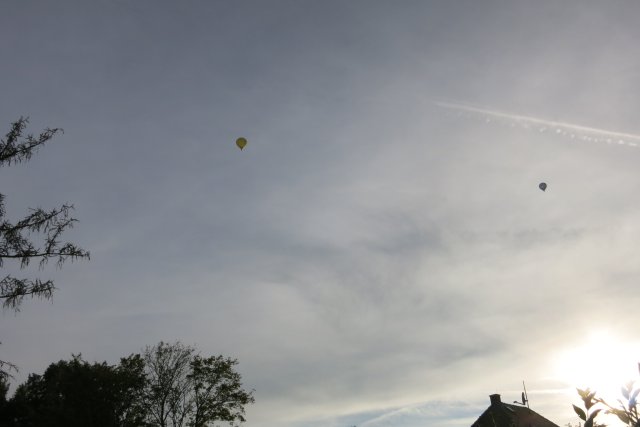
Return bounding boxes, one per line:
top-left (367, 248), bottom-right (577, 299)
top-left (434, 101), bottom-right (640, 147)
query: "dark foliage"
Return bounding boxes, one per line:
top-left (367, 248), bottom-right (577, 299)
top-left (4, 354), bottom-right (147, 427)
top-left (0, 343), bottom-right (255, 427)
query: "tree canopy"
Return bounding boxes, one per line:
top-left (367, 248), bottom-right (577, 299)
top-left (7, 354), bottom-right (146, 427)
top-left (0, 342), bottom-right (254, 427)
top-left (142, 341), bottom-right (255, 427)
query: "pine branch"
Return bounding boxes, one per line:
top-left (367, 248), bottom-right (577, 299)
top-left (0, 275), bottom-right (55, 311)
top-left (0, 118), bottom-right (88, 311)
top-left (0, 204), bottom-right (90, 269)
top-left (0, 357), bottom-right (18, 381)
top-left (0, 117), bottom-right (62, 166)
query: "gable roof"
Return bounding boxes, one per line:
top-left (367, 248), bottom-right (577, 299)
top-left (471, 394), bottom-right (560, 427)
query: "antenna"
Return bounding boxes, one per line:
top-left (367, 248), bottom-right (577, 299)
top-left (513, 381), bottom-right (530, 408)
top-left (522, 381), bottom-right (530, 409)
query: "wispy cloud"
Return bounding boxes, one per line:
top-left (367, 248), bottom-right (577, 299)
top-left (434, 101), bottom-right (640, 147)
top-left (359, 400), bottom-right (481, 427)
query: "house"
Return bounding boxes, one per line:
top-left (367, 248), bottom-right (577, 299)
top-left (471, 394), bottom-right (560, 427)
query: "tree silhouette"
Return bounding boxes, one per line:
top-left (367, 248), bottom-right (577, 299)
top-left (6, 354), bottom-right (147, 427)
top-left (142, 341), bottom-right (255, 427)
top-left (0, 117), bottom-right (90, 380)
top-left (0, 117), bottom-right (89, 311)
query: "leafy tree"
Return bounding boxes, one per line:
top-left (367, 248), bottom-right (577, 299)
top-left (0, 117), bottom-right (89, 311)
top-left (142, 341), bottom-right (254, 427)
top-left (573, 365), bottom-right (640, 427)
top-left (115, 354), bottom-right (150, 426)
top-left (0, 376), bottom-right (12, 426)
top-left (143, 341), bottom-right (195, 427)
top-left (188, 355), bottom-right (255, 427)
top-left (6, 354), bottom-right (147, 427)
top-left (0, 343), bottom-right (254, 427)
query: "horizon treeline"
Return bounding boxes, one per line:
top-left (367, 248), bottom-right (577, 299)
top-left (0, 341), bottom-right (254, 427)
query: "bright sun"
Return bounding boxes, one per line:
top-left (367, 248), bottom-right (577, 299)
top-left (552, 331), bottom-right (640, 401)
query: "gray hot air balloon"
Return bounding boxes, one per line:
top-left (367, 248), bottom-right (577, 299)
top-left (539, 182), bottom-right (547, 192)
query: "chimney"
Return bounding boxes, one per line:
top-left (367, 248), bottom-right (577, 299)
top-left (490, 394), bottom-right (501, 406)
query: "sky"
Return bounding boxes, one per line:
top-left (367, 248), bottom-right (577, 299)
top-left (2, 1), bottom-right (640, 426)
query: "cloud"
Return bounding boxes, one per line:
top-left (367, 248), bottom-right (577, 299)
top-left (434, 101), bottom-right (640, 147)
top-left (3, 2), bottom-right (640, 427)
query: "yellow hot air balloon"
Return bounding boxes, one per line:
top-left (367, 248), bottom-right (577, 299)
top-left (236, 137), bottom-right (247, 151)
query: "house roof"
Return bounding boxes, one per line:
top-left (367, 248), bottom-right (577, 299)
top-left (471, 394), bottom-right (560, 427)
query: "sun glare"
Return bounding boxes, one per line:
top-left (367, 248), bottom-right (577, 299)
top-left (552, 331), bottom-right (640, 401)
